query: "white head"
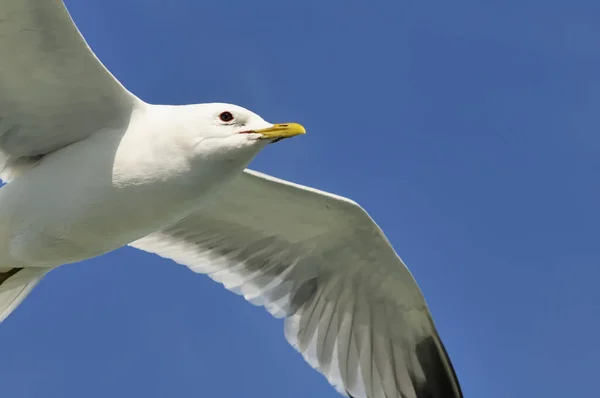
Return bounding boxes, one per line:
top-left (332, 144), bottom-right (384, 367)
top-left (181, 103), bottom-right (306, 160)
top-left (119, 102), bottom-right (305, 200)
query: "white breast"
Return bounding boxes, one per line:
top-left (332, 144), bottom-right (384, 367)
top-left (0, 106), bottom-right (256, 267)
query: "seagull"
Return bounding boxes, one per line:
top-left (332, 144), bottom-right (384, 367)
top-left (0, 1), bottom-right (463, 397)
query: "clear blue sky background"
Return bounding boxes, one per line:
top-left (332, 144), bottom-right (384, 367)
top-left (0, 0), bottom-right (598, 397)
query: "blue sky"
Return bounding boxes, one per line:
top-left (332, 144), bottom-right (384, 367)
top-left (1, 0), bottom-right (599, 397)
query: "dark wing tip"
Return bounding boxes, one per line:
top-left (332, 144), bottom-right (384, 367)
top-left (343, 335), bottom-right (462, 398)
top-left (414, 335), bottom-right (463, 398)
top-left (0, 268), bottom-right (23, 286)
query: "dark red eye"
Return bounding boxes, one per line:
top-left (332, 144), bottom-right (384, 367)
top-left (219, 111), bottom-right (234, 122)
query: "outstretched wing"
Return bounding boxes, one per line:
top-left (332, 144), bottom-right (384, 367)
top-left (0, 0), bottom-right (139, 180)
top-left (131, 169), bottom-right (463, 398)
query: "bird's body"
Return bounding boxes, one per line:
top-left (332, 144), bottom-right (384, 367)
top-left (0, 1), bottom-right (464, 397)
top-left (0, 103), bottom-right (265, 267)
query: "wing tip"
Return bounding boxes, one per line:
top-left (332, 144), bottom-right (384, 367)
top-left (415, 335), bottom-right (464, 398)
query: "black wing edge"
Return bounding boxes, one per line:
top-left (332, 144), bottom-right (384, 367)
top-left (0, 268), bottom-right (23, 287)
top-left (345, 334), bottom-right (463, 398)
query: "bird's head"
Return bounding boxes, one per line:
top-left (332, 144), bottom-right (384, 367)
top-left (130, 102), bottom-right (305, 190)
top-left (183, 103), bottom-right (306, 158)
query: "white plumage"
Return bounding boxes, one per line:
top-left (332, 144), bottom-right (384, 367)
top-left (0, 1), bottom-right (463, 397)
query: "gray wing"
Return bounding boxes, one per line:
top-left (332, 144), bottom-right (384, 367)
top-left (130, 169), bottom-right (463, 398)
top-left (0, 0), bottom-right (138, 180)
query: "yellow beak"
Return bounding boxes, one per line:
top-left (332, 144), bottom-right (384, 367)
top-left (254, 123), bottom-right (306, 140)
